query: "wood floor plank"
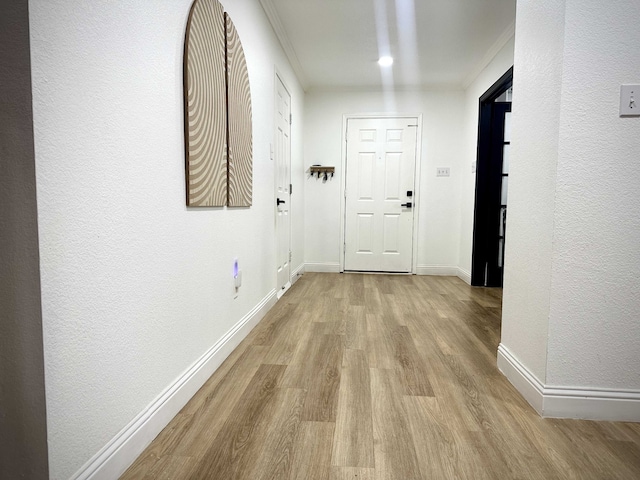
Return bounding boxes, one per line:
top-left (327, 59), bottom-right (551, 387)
top-left (390, 325), bottom-right (434, 396)
top-left (370, 368), bottom-right (422, 480)
top-left (173, 345), bottom-right (269, 458)
top-left (123, 273), bottom-right (640, 480)
top-left (188, 364), bottom-right (286, 479)
top-left (440, 352), bottom-right (500, 432)
top-left (118, 453), bottom-right (197, 480)
top-left (339, 305), bottom-right (367, 351)
top-left (143, 455), bottom-right (198, 480)
top-left (363, 284), bottom-right (383, 315)
top-left (290, 421), bottom-right (335, 480)
top-left (366, 313), bottom-right (396, 370)
top-left (245, 387), bottom-right (306, 480)
top-left (322, 296), bottom-right (349, 323)
top-left (262, 304), bottom-right (309, 365)
top-left (347, 274), bottom-right (365, 306)
top-left (286, 321), bottom-right (327, 368)
top-left (403, 396), bottom-right (492, 480)
top-left (301, 334), bottom-right (343, 422)
top-left (330, 467), bottom-right (376, 480)
top-left (549, 418), bottom-right (640, 479)
top-left (331, 349), bottom-right (374, 468)
top-left (251, 301), bottom-right (298, 347)
top-left (182, 344), bottom-right (269, 418)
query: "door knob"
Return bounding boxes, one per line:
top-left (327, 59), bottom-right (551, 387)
top-left (401, 202), bottom-right (412, 208)
top-left (277, 198), bottom-right (286, 206)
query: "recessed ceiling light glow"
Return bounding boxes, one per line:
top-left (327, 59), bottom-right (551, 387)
top-left (378, 56), bottom-right (394, 67)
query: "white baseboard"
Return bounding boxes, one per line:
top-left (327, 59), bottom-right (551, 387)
top-left (415, 265), bottom-right (471, 285)
top-left (305, 262), bottom-right (341, 273)
top-left (498, 344), bottom-right (640, 422)
top-left (415, 265), bottom-right (458, 276)
top-left (290, 263), bottom-right (305, 285)
top-left (72, 289), bottom-right (278, 480)
top-left (497, 344), bottom-right (545, 414)
top-left (457, 267), bottom-right (471, 285)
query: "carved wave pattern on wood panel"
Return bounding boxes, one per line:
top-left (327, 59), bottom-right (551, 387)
top-left (184, 0), bottom-right (227, 206)
top-left (225, 13), bottom-right (253, 207)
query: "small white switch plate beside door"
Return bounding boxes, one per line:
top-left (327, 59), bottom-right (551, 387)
top-left (620, 85), bottom-right (640, 116)
top-left (436, 167), bottom-right (450, 177)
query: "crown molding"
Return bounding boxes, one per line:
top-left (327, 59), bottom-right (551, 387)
top-left (462, 20), bottom-right (515, 89)
top-left (258, 0), bottom-right (309, 91)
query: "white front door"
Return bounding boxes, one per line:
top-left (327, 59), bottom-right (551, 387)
top-left (275, 75), bottom-right (291, 295)
top-left (344, 117), bottom-right (418, 272)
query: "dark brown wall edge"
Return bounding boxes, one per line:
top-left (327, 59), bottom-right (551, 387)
top-left (0, 0), bottom-right (50, 477)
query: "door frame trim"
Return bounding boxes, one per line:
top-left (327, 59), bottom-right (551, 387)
top-left (471, 67), bottom-right (513, 286)
top-left (274, 69), bottom-right (292, 296)
top-left (339, 114), bottom-right (423, 274)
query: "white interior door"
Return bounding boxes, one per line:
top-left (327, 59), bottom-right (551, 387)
top-left (344, 117), bottom-right (417, 272)
top-left (275, 75), bottom-right (291, 295)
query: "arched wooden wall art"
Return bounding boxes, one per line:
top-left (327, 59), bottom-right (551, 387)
top-left (184, 0), bottom-right (253, 207)
top-left (225, 13), bottom-right (253, 207)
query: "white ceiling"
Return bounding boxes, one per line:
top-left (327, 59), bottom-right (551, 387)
top-left (259, 0), bottom-right (516, 91)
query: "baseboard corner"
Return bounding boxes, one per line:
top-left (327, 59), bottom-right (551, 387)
top-left (497, 344), bottom-right (640, 422)
top-left (497, 344), bottom-right (545, 415)
top-left (457, 267), bottom-right (471, 285)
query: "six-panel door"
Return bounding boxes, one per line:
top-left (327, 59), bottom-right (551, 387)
top-left (344, 118), bottom-right (418, 272)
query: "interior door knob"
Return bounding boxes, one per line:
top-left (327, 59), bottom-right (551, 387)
top-left (401, 202), bottom-right (412, 208)
top-left (277, 198), bottom-right (286, 206)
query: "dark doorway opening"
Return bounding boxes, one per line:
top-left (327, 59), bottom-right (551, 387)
top-left (471, 67), bottom-right (513, 287)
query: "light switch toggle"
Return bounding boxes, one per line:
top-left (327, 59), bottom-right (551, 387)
top-left (620, 85), bottom-right (640, 116)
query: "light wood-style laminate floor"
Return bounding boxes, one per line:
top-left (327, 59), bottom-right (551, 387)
top-left (122, 273), bottom-right (640, 479)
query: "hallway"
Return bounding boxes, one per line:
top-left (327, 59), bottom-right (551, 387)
top-left (123, 273), bottom-right (640, 479)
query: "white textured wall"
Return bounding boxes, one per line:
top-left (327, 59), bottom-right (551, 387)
top-left (502, 0), bottom-right (640, 393)
top-left (29, 0), bottom-right (304, 477)
top-left (304, 89), bottom-right (465, 271)
top-left (501, 0), bottom-right (566, 383)
top-left (546, 0), bottom-right (640, 389)
top-left (458, 38), bottom-right (514, 280)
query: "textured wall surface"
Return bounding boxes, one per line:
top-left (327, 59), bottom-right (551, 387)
top-left (458, 38), bottom-right (514, 279)
top-left (546, 0), bottom-right (640, 389)
top-left (502, 0), bottom-right (640, 392)
top-left (0, 1), bottom-right (49, 478)
top-left (29, 0), bottom-right (304, 477)
top-left (303, 89), bottom-right (465, 270)
top-left (500, 0), bottom-right (567, 383)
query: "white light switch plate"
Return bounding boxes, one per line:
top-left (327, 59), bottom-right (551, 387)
top-left (620, 85), bottom-right (640, 116)
top-left (437, 167), bottom-right (450, 177)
